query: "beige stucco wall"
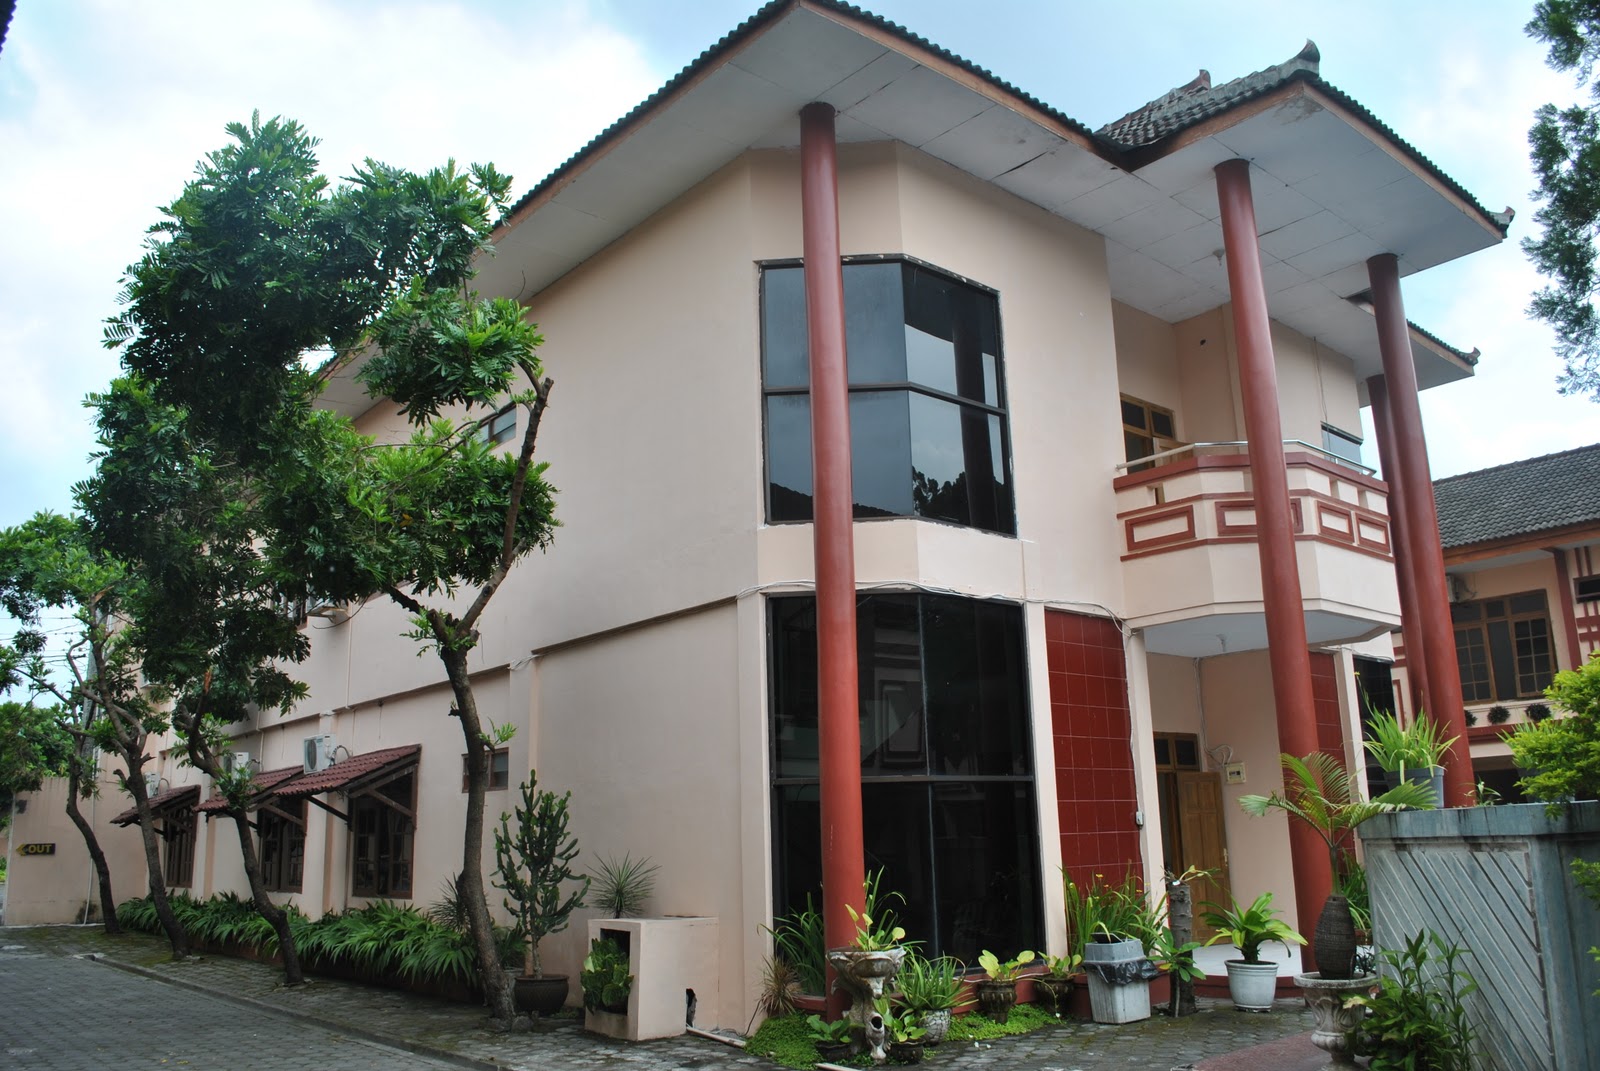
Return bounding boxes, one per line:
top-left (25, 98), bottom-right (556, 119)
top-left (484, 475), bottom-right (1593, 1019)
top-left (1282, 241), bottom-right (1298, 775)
top-left (4, 764), bottom-right (149, 925)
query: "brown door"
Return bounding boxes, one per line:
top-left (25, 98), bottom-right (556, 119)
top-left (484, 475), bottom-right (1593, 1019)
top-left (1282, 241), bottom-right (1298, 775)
top-left (1176, 771), bottom-right (1232, 940)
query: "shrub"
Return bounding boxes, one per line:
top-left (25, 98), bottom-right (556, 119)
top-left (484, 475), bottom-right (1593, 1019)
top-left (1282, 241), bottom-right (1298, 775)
top-left (580, 936), bottom-right (632, 1012)
top-left (1349, 930), bottom-right (1475, 1070)
top-left (1487, 704), bottom-right (1511, 725)
top-left (1463, 709), bottom-right (1478, 727)
top-left (1526, 702), bottom-right (1551, 723)
top-left (766, 896), bottom-right (826, 996)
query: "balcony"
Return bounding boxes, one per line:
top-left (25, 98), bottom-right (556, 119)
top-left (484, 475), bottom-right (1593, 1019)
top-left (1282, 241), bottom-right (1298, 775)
top-left (1113, 443), bottom-right (1400, 657)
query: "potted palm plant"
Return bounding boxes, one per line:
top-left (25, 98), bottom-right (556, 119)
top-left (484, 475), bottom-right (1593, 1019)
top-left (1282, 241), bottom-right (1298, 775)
top-left (1200, 891), bottom-right (1304, 1011)
top-left (493, 773), bottom-right (590, 1015)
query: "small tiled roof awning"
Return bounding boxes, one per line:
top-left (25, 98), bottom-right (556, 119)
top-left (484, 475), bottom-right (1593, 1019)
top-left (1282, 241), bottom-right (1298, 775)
top-left (111, 784), bottom-right (200, 827)
top-left (197, 766), bottom-right (305, 815)
top-left (275, 744), bottom-right (420, 799)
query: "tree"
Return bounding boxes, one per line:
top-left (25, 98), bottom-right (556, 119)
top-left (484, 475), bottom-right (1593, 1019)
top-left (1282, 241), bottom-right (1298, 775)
top-left (1508, 651), bottom-right (1600, 805)
top-left (105, 113), bottom-right (557, 1020)
top-left (0, 700), bottom-right (71, 822)
top-left (0, 511), bottom-right (168, 943)
top-left (1526, 0), bottom-right (1600, 400)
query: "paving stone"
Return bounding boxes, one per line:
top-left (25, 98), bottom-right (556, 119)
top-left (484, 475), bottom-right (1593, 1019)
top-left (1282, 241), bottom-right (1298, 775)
top-left (1, 926), bottom-right (1316, 1071)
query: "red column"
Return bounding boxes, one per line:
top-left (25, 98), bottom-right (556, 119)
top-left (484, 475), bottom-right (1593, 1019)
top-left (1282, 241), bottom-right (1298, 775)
top-left (1366, 253), bottom-right (1472, 806)
top-left (1552, 548), bottom-right (1583, 671)
top-left (1367, 375), bottom-right (1429, 718)
top-left (800, 102), bottom-right (866, 1004)
top-left (1214, 159), bottom-right (1331, 968)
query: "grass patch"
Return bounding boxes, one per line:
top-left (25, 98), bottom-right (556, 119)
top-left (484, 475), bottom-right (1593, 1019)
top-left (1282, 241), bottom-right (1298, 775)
top-left (945, 1003), bottom-right (1057, 1041)
top-left (748, 1014), bottom-right (820, 1069)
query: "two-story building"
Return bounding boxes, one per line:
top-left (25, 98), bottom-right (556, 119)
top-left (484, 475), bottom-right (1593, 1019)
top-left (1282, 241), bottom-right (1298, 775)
top-left (7, 0), bottom-right (1506, 1026)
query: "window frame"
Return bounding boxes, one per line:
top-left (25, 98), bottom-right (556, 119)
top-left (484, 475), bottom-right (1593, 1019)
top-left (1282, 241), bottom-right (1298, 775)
top-left (258, 798), bottom-right (307, 894)
top-left (480, 403), bottom-right (517, 446)
top-left (760, 255), bottom-right (1016, 535)
top-left (1120, 394), bottom-right (1180, 471)
top-left (1452, 590), bottom-right (1556, 702)
top-left (350, 768), bottom-right (418, 900)
top-left (462, 747), bottom-right (510, 792)
top-left (162, 810), bottom-right (197, 889)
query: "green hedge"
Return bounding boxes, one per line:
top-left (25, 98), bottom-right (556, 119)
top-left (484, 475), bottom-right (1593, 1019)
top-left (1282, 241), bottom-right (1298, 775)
top-left (117, 893), bottom-right (520, 989)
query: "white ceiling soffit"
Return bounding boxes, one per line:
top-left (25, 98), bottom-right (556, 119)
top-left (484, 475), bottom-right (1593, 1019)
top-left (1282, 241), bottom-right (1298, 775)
top-left (477, 5), bottom-right (1492, 388)
top-left (1140, 608), bottom-right (1394, 658)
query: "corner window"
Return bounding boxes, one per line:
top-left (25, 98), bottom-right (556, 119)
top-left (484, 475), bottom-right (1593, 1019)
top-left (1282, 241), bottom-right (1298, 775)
top-left (480, 404), bottom-right (516, 446)
top-left (351, 770), bottom-right (416, 898)
top-left (259, 799), bottom-right (306, 893)
top-left (761, 260), bottom-right (1014, 535)
top-left (768, 593), bottom-right (1041, 961)
top-left (1452, 592), bottom-right (1555, 701)
top-left (462, 748), bottom-right (510, 791)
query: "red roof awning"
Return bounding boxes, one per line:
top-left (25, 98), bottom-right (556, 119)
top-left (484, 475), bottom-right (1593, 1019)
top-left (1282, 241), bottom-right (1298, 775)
top-left (111, 784), bottom-right (200, 827)
top-left (197, 766), bottom-right (305, 814)
top-left (275, 744), bottom-right (420, 798)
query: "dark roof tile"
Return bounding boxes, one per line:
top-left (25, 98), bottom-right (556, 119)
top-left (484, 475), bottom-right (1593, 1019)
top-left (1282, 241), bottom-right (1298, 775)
top-left (1434, 443), bottom-right (1600, 548)
top-left (197, 766), bottom-right (304, 814)
top-left (111, 784), bottom-right (199, 827)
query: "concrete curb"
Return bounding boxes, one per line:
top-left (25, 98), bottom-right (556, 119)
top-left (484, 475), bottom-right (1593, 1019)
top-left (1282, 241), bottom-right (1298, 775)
top-left (87, 954), bottom-right (503, 1071)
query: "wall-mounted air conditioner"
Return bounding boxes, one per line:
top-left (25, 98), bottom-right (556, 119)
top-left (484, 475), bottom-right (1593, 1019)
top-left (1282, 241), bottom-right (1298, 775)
top-left (303, 734), bottom-right (337, 774)
top-left (1446, 574), bottom-right (1471, 603)
top-left (221, 751), bottom-right (251, 775)
top-left (307, 600), bottom-right (351, 624)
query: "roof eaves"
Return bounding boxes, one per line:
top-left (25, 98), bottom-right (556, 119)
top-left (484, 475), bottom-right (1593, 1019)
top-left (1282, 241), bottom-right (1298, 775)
top-left (497, 0), bottom-right (1104, 236)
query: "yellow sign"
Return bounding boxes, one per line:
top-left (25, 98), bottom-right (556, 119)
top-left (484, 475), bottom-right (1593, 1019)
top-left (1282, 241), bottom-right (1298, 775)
top-left (18, 843), bottom-right (56, 856)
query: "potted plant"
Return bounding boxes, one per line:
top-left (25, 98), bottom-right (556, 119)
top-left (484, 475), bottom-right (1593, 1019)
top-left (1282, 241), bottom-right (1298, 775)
top-left (492, 773), bottom-right (591, 1015)
top-left (974, 949), bottom-right (1034, 1023)
top-left (580, 935), bottom-right (633, 1017)
top-left (882, 1003), bottom-right (928, 1065)
top-left (1032, 951), bottom-right (1082, 1017)
top-left (895, 950), bottom-right (965, 1043)
top-left (1239, 752), bottom-right (1432, 980)
top-left (805, 1013), bottom-right (855, 1062)
top-left (1486, 704), bottom-right (1511, 725)
top-left (1526, 701), bottom-right (1552, 723)
top-left (1363, 709), bottom-right (1455, 806)
top-left (1200, 891), bottom-right (1304, 1011)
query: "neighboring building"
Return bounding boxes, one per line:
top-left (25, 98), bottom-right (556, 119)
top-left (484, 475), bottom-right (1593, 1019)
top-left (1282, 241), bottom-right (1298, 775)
top-left (1390, 444), bottom-right (1600, 800)
top-left (7, 1), bottom-right (1509, 1026)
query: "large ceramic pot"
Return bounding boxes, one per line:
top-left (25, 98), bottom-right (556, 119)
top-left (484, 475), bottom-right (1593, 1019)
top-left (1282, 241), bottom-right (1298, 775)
top-left (514, 974), bottom-right (570, 1015)
top-left (1223, 960), bottom-right (1279, 1011)
top-left (975, 979), bottom-right (1016, 1023)
top-left (918, 1008), bottom-right (951, 1044)
top-left (1314, 894), bottom-right (1358, 980)
top-left (887, 1039), bottom-right (925, 1064)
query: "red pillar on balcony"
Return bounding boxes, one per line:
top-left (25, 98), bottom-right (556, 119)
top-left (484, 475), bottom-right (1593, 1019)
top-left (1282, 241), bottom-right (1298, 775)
top-left (1214, 159), bottom-right (1331, 967)
top-left (800, 102), bottom-right (866, 1006)
top-left (1367, 374), bottom-right (1430, 718)
top-left (1366, 253), bottom-right (1472, 806)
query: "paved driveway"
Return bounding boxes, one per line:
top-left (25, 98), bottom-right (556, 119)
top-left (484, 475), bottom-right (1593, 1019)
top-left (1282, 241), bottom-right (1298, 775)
top-left (0, 944), bottom-right (462, 1071)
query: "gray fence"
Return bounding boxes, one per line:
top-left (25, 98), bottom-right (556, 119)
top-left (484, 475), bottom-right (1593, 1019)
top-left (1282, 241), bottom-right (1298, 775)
top-left (1360, 802), bottom-right (1600, 1071)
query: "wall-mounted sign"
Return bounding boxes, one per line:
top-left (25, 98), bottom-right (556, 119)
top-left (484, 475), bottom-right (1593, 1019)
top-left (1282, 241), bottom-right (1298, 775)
top-left (18, 842), bottom-right (56, 856)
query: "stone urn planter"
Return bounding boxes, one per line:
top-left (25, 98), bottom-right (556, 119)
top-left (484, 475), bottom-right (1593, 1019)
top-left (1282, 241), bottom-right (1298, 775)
top-left (918, 1008), bottom-right (951, 1044)
top-left (1033, 975), bottom-right (1075, 1017)
top-left (1295, 972), bottom-right (1377, 1067)
top-left (974, 978), bottom-right (1017, 1023)
top-left (826, 947), bottom-right (906, 1024)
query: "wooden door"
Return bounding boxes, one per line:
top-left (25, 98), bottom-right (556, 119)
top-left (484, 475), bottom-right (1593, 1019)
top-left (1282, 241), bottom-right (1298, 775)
top-left (1176, 771), bottom-right (1232, 940)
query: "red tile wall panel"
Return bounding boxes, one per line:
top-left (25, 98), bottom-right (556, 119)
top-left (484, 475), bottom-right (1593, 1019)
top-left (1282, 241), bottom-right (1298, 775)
top-left (1310, 652), bottom-right (1345, 759)
top-left (1047, 609), bottom-right (1144, 893)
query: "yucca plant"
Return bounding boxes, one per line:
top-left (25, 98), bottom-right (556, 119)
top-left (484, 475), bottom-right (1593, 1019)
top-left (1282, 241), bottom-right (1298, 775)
top-left (589, 853), bottom-right (659, 918)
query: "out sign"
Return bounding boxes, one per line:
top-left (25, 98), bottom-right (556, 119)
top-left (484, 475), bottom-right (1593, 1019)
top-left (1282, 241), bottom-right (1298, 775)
top-left (18, 843), bottom-right (56, 856)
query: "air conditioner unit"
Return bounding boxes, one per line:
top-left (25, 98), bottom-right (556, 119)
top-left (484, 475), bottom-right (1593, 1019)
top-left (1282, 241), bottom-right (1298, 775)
top-left (143, 772), bottom-right (161, 795)
top-left (221, 751), bottom-right (251, 775)
top-left (303, 734), bottom-right (337, 774)
top-left (307, 600), bottom-right (351, 624)
top-left (1446, 574), bottom-right (1471, 603)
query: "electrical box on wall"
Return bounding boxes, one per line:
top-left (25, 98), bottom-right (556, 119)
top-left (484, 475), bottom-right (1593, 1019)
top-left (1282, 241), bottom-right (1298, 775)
top-left (1224, 762), bottom-right (1246, 784)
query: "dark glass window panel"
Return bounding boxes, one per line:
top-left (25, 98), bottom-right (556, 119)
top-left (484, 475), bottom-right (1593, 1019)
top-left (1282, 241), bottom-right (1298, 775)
top-left (1151, 410), bottom-right (1176, 439)
top-left (858, 597), bottom-right (927, 775)
top-left (922, 597), bottom-right (1030, 776)
top-left (1485, 599), bottom-right (1506, 618)
top-left (771, 599), bottom-right (820, 778)
top-left (1121, 399), bottom-right (1146, 430)
top-left (351, 772), bottom-right (415, 898)
top-left (761, 267), bottom-right (810, 388)
top-left (1450, 603), bottom-right (1482, 623)
top-left (1514, 618), bottom-right (1553, 695)
top-left (1152, 737), bottom-right (1171, 766)
top-left (1174, 737), bottom-right (1199, 769)
top-left (908, 395), bottom-right (1013, 533)
top-left (772, 784), bottom-right (823, 930)
top-left (930, 782), bottom-right (1041, 964)
top-left (861, 782), bottom-right (937, 952)
top-left (900, 264), bottom-right (1000, 404)
top-left (1125, 430), bottom-right (1153, 462)
top-left (844, 262), bottom-right (907, 386)
top-left (766, 395), bottom-right (814, 522)
top-left (1486, 620), bottom-right (1516, 705)
top-left (1509, 592), bottom-right (1548, 615)
top-left (483, 405), bottom-right (516, 445)
top-left (849, 391), bottom-right (914, 518)
top-left (1320, 425), bottom-right (1363, 464)
top-left (1455, 627), bottom-right (1491, 702)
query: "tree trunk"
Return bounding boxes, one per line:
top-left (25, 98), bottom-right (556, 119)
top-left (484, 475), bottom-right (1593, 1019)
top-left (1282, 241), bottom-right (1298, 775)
top-left (1166, 878), bottom-right (1197, 1017)
top-left (122, 752), bottom-right (190, 958)
top-left (442, 643), bottom-right (515, 1020)
top-left (228, 810), bottom-right (304, 984)
top-left (63, 755), bottom-right (120, 935)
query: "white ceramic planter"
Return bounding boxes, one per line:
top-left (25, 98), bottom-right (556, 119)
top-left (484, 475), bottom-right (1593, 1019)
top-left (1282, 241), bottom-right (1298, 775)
top-left (1224, 959), bottom-right (1279, 1011)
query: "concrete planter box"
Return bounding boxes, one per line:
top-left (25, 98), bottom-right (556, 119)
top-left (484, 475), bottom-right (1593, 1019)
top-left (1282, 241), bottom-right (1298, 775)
top-left (583, 916), bottom-right (718, 1041)
top-left (1361, 802), bottom-right (1600, 1070)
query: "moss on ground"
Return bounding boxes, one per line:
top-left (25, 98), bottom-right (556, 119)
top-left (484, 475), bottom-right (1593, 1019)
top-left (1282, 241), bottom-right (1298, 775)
top-left (747, 1005), bottom-right (1059, 1068)
top-left (945, 1003), bottom-right (1058, 1041)
top-left (748, 1014), bottom-right (820, 1069)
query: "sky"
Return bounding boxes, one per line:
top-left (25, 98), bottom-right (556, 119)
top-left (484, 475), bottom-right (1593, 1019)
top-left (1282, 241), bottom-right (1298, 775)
top-left (1, 0), bottom-right (1598, 537)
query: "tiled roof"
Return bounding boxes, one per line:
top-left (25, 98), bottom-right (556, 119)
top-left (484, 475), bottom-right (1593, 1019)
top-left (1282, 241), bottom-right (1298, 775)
top-left (275, 744), bottom-right (419, 798)
top-left (1434, 443), bottom-right (1600, 549)
top-left (111, 784), bottom-right (200, 827)
top-left (197, 766), bottom-right (305, 814)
